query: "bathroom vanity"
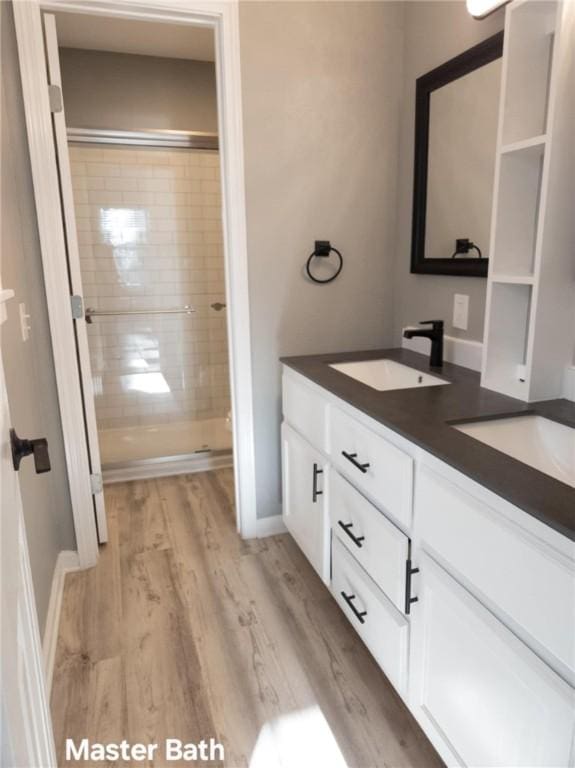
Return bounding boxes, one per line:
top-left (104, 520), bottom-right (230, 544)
top-left (280, 348), bottom-right (575, 768)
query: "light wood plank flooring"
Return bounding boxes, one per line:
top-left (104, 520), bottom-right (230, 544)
top-left (51, 470), bottom-right (442, 768)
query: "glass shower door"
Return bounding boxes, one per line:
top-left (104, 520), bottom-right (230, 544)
top-left (69, 138), bottom-right (232, 469)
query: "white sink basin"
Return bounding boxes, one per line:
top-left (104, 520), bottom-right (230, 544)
top-left (329, 359), bottom-right (449, 392)
top-left (455, 415), bottom-right (575, 488)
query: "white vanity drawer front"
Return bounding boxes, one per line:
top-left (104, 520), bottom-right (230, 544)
top-left (332, 538), bottom-right (409, 695)
top-left (330, 471), bottom-right (409, 611)
top-left (329, 406), bottom-right (413, 529)
top-left (282, 371), bottom-right (327, 452)
top-left (416, 464), bottom-right (575, 678)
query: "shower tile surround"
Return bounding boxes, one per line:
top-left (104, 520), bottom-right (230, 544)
top-left (69, 145), bottom-right (231, 444)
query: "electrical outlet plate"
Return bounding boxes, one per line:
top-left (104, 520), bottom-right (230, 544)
top-left (453, 294), bottom-right (469, 331)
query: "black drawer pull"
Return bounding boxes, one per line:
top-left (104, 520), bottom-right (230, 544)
top-left (405, 558), bottom-right (420, 615)
top-left (340, 591), bottom-right (367, 624)
top-left (337, 521), bottom-right (365, 548)
top-left (341, 451), bottom-right (370, 474)
top-left (312, 463), bottom-right (323, 503)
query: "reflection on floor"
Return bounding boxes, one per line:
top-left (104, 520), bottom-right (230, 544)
top-left (99, 417), bottom-right (232, 465)
top-left (51, 470), bottom-right (442, 767)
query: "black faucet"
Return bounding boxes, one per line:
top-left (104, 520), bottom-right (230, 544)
top-left (403, 320), bottom-right (444, 368)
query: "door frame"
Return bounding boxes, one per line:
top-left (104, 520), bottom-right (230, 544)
top-left (14, 0), bottom-right (258, 567)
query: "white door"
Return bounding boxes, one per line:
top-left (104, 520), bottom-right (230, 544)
top-left (408, 552), bottom-right (575, 768)
top-left (41, 13), bottom-right (107, 542)
top-left (0, 291), bottom-right (56, 767)
top-left (281, 423), bottom-right (330, 583)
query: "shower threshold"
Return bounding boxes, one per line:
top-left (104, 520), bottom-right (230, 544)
top-left (99, 417), bottom-right (233, 483)
top-left (102, 448), bottom-right (233, 484)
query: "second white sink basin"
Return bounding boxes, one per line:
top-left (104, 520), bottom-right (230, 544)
top-left (455, 414), bottom-right (575, 488)
top-left (329, 359), bottom-right (449, 392)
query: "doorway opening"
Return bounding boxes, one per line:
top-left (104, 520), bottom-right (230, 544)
top-left (56, 14), bottom-right (234, 483)
top-left (15, 0), bottom-right (257, 567)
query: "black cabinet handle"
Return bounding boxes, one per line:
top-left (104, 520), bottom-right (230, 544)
top-left (10, 429), bottom-right (51, 474)
top-left (337, 521), bottom-right (365, 548)
top-left (405, 558), bottom-right (419, 615)
top-left (312, 463), bottom-right (323, 503)
top-left (340, 591), bottom-right (367, 624)
top-left (341, 451), bottom-right (370, 474)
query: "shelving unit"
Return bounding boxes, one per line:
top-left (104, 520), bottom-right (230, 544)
top-left (482, 0), bottom-right (574, 402)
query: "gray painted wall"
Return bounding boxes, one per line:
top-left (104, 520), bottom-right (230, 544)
top-left (239, 1), bottom-right (404, 519)
top-left (4, 2), bottom-right (510, 560)
top-left (59, 48), bottom-right (218, 132)
top-left (393, 1), bottom-right (504, 344)
top-left (1, 3), bottom-right (76, 633)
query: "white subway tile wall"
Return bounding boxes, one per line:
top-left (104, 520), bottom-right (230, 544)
top-left (69, 145), bottom-right (231, 434)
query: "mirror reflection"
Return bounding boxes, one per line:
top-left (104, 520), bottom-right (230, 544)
top-left (426, 58), bottom-right (501, 261)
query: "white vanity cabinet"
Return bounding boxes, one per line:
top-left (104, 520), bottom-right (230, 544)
top-left (409, 454), bottom-right (575, 767)
top-left (281, 366), bottom-right (575, 767)
top-left (409, 553), bottom-right (575, 768)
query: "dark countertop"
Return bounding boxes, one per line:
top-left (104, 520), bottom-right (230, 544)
top-left (281, 348), bottom-right (575, 541)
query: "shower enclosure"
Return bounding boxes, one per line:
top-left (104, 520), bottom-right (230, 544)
top-left (69, 129), bottom-right (232, 477)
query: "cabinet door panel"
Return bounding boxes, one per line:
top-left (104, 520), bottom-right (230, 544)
top-left (409, 554), bottom-right (575, 768)
top-left (281, 423), bottom-right (330, 583)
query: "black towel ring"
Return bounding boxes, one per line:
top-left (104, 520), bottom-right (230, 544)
top-left (306, 241), bottom-right (343, 284)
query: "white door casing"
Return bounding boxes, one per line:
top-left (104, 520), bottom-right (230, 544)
top-left (0, 288), bottom-right (57, 768)
top-left (14, 0), bottom-right (258, 555)
top-left (43, 12), bottom-right (108, 543)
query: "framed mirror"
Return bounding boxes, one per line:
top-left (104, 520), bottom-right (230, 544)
top-left (410, 32), bottom-right (504, 277)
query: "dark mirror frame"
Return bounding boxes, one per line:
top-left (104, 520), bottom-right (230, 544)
top-left (410, 31), bottom-right (504, 278)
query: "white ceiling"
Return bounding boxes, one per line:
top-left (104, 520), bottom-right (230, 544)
top-left (54, 12), bottom-right (215, 62)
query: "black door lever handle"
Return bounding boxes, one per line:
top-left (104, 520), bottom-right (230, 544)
top-left (10, 429), bottom-right (51, 474)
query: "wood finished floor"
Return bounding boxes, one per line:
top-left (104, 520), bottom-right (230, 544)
top-left (51, 470), bottom-right (442, 768)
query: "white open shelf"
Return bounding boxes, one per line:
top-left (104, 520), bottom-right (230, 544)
top-left (501, 1), bottom-right (557, 145)
top-left (501, 134), bottom-right (547, 155)
top-left (483, 283), bottom-right (532, 400)
top-left (491, 274), bottom-right (534, 285)
top-left (492, 141), bottom-right (544, 277)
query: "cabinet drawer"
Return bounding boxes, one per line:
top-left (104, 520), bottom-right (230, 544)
top-left (329, 406), bottom-right (413, 529)
top-left (332, 539), bottom-right (408, 695)
top-left (416, 464), bottom-right (575, 679)
top-left (282, 371), bottom-right (327, 453)
top-left (330, 471), bottom-right (409, 612)
top-left (409, 554), bottom-right (575, 768)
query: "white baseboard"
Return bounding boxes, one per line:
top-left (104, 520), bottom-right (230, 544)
top-left (43, 550), bottom-right (80, 695)
top-left (562, 365), bottom-right (575, 401)
top-left (103, 451), bottom-right (233, 484)
top-left (402, 332), bottom-right (483, 372)
top-left (256, 514), bottom-right (287, 538)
